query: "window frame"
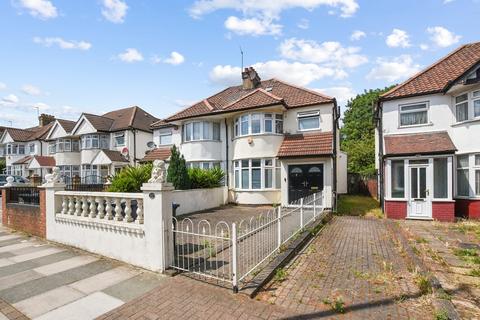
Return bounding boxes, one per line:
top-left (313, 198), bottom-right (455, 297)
top-left (456, 154), bottom-right (470, 197)
top-left (475, 154), bottom-right (480, 196)
top-left (297, 110), bottom-right (321, 131)
top-left (233, 158), bottom-right (281, 190)
top-left (234, 112), bottom-right (283, 138)
top-left (455, 93), bottom-right (469, 122)
top-left (158, 129), bottom-right (173, 146)
top-left (113, 132), bottom-right (126, 147)
top-left (398, 102), bottom-right (429, 127)
top-left (183, 121), bottom-right (221, 142)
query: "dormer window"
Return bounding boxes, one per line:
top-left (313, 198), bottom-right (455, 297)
top-left (399, 103), bottom-right (428, 127)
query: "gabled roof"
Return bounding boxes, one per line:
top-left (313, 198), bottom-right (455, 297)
top-left (101, 149), bottom-right (129, 163)
top-left (12, 155), bottom-right (33, 165)
top-left (57, 119), bottom-right (76, 133)
top-left (140, 147), bottom-right (171, 162)
top-left (381, 42), bottom-right (480, 101)
top-left (166, 78), bottom-right (334, 121)
top-left (384, 132), bottom-right (457, 156)
top-left (277, 132), bottom-right (333, 158)
top-left (31, 156), bottom-right (56, 167)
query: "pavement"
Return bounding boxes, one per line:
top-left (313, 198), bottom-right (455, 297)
top-left (0, 226), bottom-right (165, 320)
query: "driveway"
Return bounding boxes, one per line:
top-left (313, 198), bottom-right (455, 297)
top-left (0, 226), bottom-right (165, 320)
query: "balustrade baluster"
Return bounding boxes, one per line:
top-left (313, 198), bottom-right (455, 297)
top-left (136, 200), bottom-right (144, 224)
top-left (82, 196), bottom-right (89, 217)
top-left (68, 196), bottom-right (75, 215)
top-left (61, 196), bottom-right (67, 214)
top-left (105, 198), bottom-right (113, 220)
top-left (124, 199), bottom-right (133, 222)
top-left (115, 198), bottom-right (123, 221)
top-left (97, 197), bottom-right (105, 219)
top-left (89, 197), bottom-right (97, 218)
top-left (75, 196), bottom-right (81, 216)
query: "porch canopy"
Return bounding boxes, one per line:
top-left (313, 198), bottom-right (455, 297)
top-left (277, 132), bottom-right (333, 158)
top-left (384, 131), bottom-right (457, 157)
top-left (28, 156), bottom-right (56, 170)
top-left (91, 150), bottom-right (129, 166)
top-left (140, 147), bottom-right (171, 162)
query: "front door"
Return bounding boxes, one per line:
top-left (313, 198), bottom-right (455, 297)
top-left (408, 165), bottom-right (431, 218)
top-left (288, 164), bottom-right (324, 203)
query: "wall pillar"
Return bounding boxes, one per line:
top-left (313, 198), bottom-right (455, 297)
top-left (141, 182), bottom-right (174, 272)
top-left (38, 181), bottom-right (66, 240)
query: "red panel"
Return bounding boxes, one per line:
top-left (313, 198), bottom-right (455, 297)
top-left (384, 201), bottom-right (407, 220)
top-left (432, 202), bottom-right (455, 222)
top-left (455, 199), bottom-right (480, 220)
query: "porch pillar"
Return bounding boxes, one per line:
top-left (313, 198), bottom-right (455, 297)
top-left (39, 169), bottom-right (66, 240)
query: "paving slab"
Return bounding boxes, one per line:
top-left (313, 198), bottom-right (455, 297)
top-left (0, 251), bottom-right (76, 278)
top-left (0, 270), bottom-right (44, 291)
top-left (36, 292), bottom-right (123, 320)
top-left (13, 286), bottom-right (85, 319)
top-left (0, 235), bottom-right (21, 242)
top-left (0, 242), bottom-right (34, 254)
top-left (9, 248), bottom-right (64, 263)
top-left (68, 266), bottom-right (139, 295)
top-left (102, 272), bottom-right (165, 302)
top-left (33, 255), bottom-right (98, 276)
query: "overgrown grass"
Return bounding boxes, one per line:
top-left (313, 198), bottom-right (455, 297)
top-left (337, 195), bottom-right (382, 217)
top-left (452, 221), bottom-right (480, 240)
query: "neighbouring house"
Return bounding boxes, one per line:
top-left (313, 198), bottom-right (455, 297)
top-left (144, 67), bottom-right (347, 208)
top-left (375, 41), bottom-right (480, 221)
top-left (0, 114), bottom-right (57, 179)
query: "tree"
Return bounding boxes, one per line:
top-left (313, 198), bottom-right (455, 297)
top-left (167, 145), bottom-right (190, 189)
top-left (341, 87), bottom-right (394, 176)
top-left (0, 158), bottom-right (5, 174)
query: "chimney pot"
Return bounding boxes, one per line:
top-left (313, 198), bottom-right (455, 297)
top-left (38, 114), bottom-right (55, 127)
top-left (241, 67), bottom-right (261, 90)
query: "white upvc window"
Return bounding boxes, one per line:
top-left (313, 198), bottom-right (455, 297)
top-left (187, 161), bottom-right (221, 169)
top-left (81, 134), bottom-right (109, 150)
top-left (114, 132), bottom-right (125, 147)
top-left (475, 154), bottom-right (480, 196)
top-left (390, 160), bottom-right (405, 198)
top-left (297, 110), bottom-right (320, 131)
top-left (18, 145), bottom-right (25, 155)
top-left (455, 93), bottom-right (469, 122)
top-left (233, 158), bottom-right (281, 190)
top-left (473, 90), bottom-right (480, 118)
top-left (399, 102), bottom-right (428, 127)
top-left (234, 113), bottom-right (283, 137)
top-left (456, 155), bottom-right (470, 197)
top-left (29, 143), bottom-right (35, 154)
top-left (183, 121), bottom-right (220, 142)
top-left (158, 129), bottom-right (173, 145)
top-left (48, 142), bottom-right (56, 154)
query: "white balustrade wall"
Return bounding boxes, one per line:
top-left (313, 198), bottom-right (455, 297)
top-left (171, 187), bottom-right (228, 216)
top-left (43, 183), bottom-right (174, 272)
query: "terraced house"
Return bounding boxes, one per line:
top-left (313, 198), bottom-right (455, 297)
top-left (0, 106), bottom-right (158, 183)
top-left (144, 67), bottom-right (347, 207)
top-left (376, 41), bottom-right (480, 221)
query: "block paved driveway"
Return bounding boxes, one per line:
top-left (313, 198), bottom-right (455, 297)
top-left (0, 226), bottom-right (165, 320)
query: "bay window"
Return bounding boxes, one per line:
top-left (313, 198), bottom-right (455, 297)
top-left (114, 132), bottom-right (125, 147)
top-left (474, 91), bottom-right (480, 118)
top-left (187, 161), bottom-right (221, 169)
top-left (391, 160), bottom-right (405, 198)
top-left (55, 139), bottom-right (80, 152)
top-left (475, 155), bottom-right (480, 196)
top-left (454, 90), bottom-right (480, 122)
top-left (5, 143), bottom-right (27, 155)
top-left (234, 113), bottom-right (283, 137)
top-left (433, 158), bottom-right (448, 198)
top-left (81, 134), bottom-right (109, 150)
top-left (399, 103), bottom-right (428, 126)
top-left (234, 158), bottom-right (281, 190)
top-left (298, 110), bottom-right (320, 131)
top-left (456, 155), bottom-right (470, 197)
top-left (183, 121), bottom-right (221, 142)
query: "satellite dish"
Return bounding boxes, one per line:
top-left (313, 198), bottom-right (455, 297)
top-left (147, 141), bottom-right (156, 149)
top-left (121, 147), bottom-right (129, 156)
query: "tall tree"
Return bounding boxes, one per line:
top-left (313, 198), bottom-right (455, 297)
top-left (167, 145), bottom-right (190, 189)
top-left (341, 87), bottom-right (394, 176)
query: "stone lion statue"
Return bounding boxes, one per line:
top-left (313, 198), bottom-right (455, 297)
top-left (148, 160), bottom-right (166, 183)
top-left (45, 167), bottom-right (62, 184)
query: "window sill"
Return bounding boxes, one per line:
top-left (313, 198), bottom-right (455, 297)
top-left (297, 128), bottom-right (322, 132)
top-left (451, 118), bottom-right (480, 127)
top-left (398, 122), bottom-right (433, 129)
top-left (384, 198), bottom-right (407, 201)
top-left (233, 133), bottom-right (283, 140)
top-left (182, 140), bottom-right (221, 144)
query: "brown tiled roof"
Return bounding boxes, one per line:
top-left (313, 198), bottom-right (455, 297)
top-left (4, 128), bottom-right (35, 142)
top-left (166, 78), bottom-right (333, 121)
top-left (141, 147), bottom-right (171, 162)
top-left (101, 150), bottom-right (129, 163)
top-left (57, 119), bottom-right (76, 133)
top-left (12, 156), bottom-right (33, 165)
top-left (381, 42), bottom-right (480, 100)
top-left (102, 106), bottom-right (159, 132)
top-left (83, 113), bottom-right (115, 132)
top-left (151, 119), bottom-right (176, 129)
top-left (33, 156), bottom-right (56, 167)
top-left (277, 133), bottom-right (333, 158)
top-left (384, 132), bottom-right (457, 156)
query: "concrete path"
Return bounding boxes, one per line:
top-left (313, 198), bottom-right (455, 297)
top-left (0, 226), bottom-right (165, 320)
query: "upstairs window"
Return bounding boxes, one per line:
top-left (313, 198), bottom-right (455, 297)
top-left (298, 110), bottom-right (320, 131)
top-left (234, 113), bottom-right (283, 137)
top-left (474, 91), bottom-right (480, 118)
top-left (399, 103), bottom-right (428, 126)
top-left (114, 132), bottom-right (125, 147)
top-left (29, 143), bottom-right (35, 154)
top-left (158, 129), bottom-right (172, 145)
top-left (455, 94), bottom-right (469, 122)
top-left (184, 121), bottom-right (221, 142)
top-left (48, 142), bottom-right (56, 154)
top-left (81, 134), bottom-right (109, 150)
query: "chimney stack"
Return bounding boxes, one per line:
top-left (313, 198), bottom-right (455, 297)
top-left (38, 114), bottom-right (55, 127)
top-left (242, 67), bottom-right (261, 90)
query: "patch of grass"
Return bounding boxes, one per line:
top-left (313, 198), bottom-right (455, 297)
top-left (453, 248), bottom-right (478, 257)
top-left (411, 245), bottom-right (421, 256)
top-left (273, 268), bottom-right (287, 282)
top-left (323, 297), bottom-right (345, 313)
top-left (452, 221), bottom-right (480, 240)
top-left (436, 289), bottom-right (451, 300)
top-left (337, 195), bottom-right (382, 217)
top-left (469, 268), bottom-right (480, 277)
top-left (434, 309), bottom-right (449, 320)
top-left (415, 237), bottom-right (429, 244)
top-left (352, 269), bottom-right (370, 280)
top-left (414, 274), bottom-right (432, 295)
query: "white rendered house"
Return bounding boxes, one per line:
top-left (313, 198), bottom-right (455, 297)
top-left (144, 68), bottom-right (347, 207)
top-left (376, 41), bottom-right (480, 221)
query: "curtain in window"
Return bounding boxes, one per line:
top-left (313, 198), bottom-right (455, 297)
top-left (474, 100), bottom-right (480, 118)
top-left (457, 169), bottom-right (469, 196)
top-left (456, 103), bottom-right (468, 122)
top-left (391, 160), bottom-right (405, 198)
top-left (476, 170), bottom-right (480, 196)
top-left (400, 111), bottom-right (427, 126)
top-left (434, 158), bottom-right (448, 198)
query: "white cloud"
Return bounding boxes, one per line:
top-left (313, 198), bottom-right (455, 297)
top-left (21, 84), bottom-right (42, 96)
top-left (224, 16), bottom-right (282, 36)
top-left (0, 82), bottom-right (6, 90)
top-left (427, 26), bottom-right (461, 48)
top-left (189, 0), bottom-right (360, 19)
top-left (2, 94), bottom-right (19, 104)
top-left (14, 0), bottom-right (58, 20)
top-left (367, 55), bottom-right (421, 82)
top-left (164, 52), bottom-right (185, 65)
top-left (101, 0), bottom-right (128, 23)
top-left (386, 29), bottom-right (411, 48)
top-left (210, 60), bottom-right (345, 87)
top-left (316, 86), bottom-right (356, 106)
top-left (443, 0), bottom-right (455, 3)
top-left (350, 30), bottom-right (366, 41)
top-left (420, 43), bottom-right (429, 50)
top-left (32, 102), bottom-right (50, 111)
top-left (279, 38), bottom-right (368, 70)
top-left (117, 48), bottom-right (143, 63)
top-left (33, 37), bottom-right (92, 50)
top-left (297, 18), bottom-right (309, 29)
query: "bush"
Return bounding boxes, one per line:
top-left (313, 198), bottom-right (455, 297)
top-left (167, 145), bottom-right (190, 190)
top-left (108, 163), bottom-right (152, 193)
top-left (188, 167), bottom-right (224, 189)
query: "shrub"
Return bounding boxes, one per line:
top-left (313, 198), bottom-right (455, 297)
top-left (167, 145), bottom-right (190, 190)
top-left (108, 163), bottom-right (152, 193)
top-left (188, 167), bottom-right (225, 189)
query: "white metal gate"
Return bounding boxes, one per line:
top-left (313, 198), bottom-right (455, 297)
top-left (171, 192), bottom-right (325, 292)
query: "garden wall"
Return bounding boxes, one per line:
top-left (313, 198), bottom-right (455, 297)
top-left (171, 186), bottom-right (228, 215)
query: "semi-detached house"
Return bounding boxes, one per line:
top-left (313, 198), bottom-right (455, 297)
top-left (376, 41), bottom-right (480, 221)
top-left (143, 67), bottom-right (347, 207)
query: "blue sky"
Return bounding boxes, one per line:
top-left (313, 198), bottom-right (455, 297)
top-left (0, 0), bottom-right (479, 127)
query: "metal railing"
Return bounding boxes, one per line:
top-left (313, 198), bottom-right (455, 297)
top-left (6, 187), bottom-right (40, 206)
top-left (64, 175), bottom-right (107, 192)
top-left (171, 192), bottom-right (325, 292)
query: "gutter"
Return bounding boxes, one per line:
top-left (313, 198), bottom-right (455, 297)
top-left (332, 99), bottom-right (339, 212)
top-left (224, 119), bottom-right (229, 188)
top-left (375, 100), bottom-right (385, 210)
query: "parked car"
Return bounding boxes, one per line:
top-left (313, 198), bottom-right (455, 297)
top-left (0, 175), bottom-right (30, 186)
